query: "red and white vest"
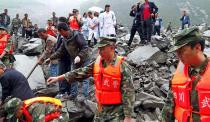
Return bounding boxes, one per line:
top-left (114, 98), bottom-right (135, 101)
top-left (0, 34), bottom-right (13, 54)
top-left (45, 26), bottom-right (56, 37)
top-left (22, 97), bottom-right (62, 122)
top-left (172, 60), bottom-right (210, 122)
top-left (93, 55), bottom-right (124, 105)
top-left (69, 16), bottom-right (81, 31)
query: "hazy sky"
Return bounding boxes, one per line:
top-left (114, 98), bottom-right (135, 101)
top-left (0, 0), bottom-right (89, 27)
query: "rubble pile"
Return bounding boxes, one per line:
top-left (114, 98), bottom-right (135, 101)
top-left (10, 23), bottom-right (210, 122)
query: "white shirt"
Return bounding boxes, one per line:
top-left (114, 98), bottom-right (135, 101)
top-left (88, 17), bottom-right (99, 32)
top-left (101, 11), bottom-right (116, 27)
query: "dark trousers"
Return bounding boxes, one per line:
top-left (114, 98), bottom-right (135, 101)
top-left (128, 23), bottom-right (144, 46)
top-left (71, 58), bottom-right (90, 97)
top-left (22, 27), bottom-right (26, 37)
top-left (154, 25), bottom-right (160, 36)
top-left (88, 37), bottom-right (97, 46)
top-left (26, 30), bottom-right (32, 38)
top-left (58, 58), bottom-right (71, 94)
top-left (143, 17), bottom-right (152, 42)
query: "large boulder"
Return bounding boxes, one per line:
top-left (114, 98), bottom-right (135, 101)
top-left (21, 38), bottom-right (43, 56)
top-left (13, 55), bottom-right (45, 89)
top-left (127, 45), bottom-right (160, 65)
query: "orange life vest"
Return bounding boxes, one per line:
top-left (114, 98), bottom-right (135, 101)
top-left (69, 16), bottom-right (81, 31)
top-left (22, 97), bottom-right (62, 122)
top-left (0, 34), bottom-right (13, 54)
top-left (46, 26), bottom-right (56, 37)
top-left (93, 55), bottom-right (124, 105)
top-left (172, 60), bottom-right (210, 122)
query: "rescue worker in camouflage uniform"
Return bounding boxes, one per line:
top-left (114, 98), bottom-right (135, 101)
top-left (10, 13), bottom-right (21, 36)
top-left (3, 97), bottom-right (69, 122)
top-left (0, 26), bottom-right (15, 68)
top-left (159, 27), bottom-right (210, 122)
top-left (47, 37), bottom-right (135, 122)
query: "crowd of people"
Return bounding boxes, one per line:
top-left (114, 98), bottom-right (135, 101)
top-left (0, 0), bottom-right (201, 122)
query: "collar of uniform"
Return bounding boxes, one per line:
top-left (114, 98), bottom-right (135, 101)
top-left (101, 54), bottom-right (117, 68)
top-left (188, 54), bottom-right (209, 77)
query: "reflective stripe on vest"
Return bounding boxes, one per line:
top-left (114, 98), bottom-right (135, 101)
top-left (172, 60), bottom-right (210, 122)
top-left (0, 34), bottom-right (13, 54)
top-left (93, 55), bottom-right (124, 104)
top-left (23, 97), bottom-right (62, 122)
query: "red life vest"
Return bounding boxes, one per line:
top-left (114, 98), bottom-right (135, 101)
top-left (46, 26), bottom-right (56, 37)
top-left (69, 16), bottom-right (81, 31)
top-left (172, 60), bottom-right (210, 122)
top-left (22, 97), bottom-right (62, 122)
top-left (0, 34), bottom-right (13, 54)
top-left (93, 55), bottom-right (124, 105)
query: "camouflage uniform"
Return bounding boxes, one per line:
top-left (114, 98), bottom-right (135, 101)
top-left (4, 98), bottom-right (69, 122)
top-left (166, 22), bottom-right (172, 33)
top-left (159, 27), bottom-right (208, 122)
top-left (0, 34), bottom-right (15, 68)
top-left (64, 54), bottom-right (135, 121)
top-left (159, 56), bottom-right (209, 122)
top-left (10, 18), bottom-right (21, 36)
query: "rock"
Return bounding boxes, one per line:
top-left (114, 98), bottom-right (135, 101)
top-left (159, 67), bottom-right (168, 72)
top-left (84, 100), bottom-right (97, 114)
top-left (142, 99), bottom-right (165, 110)
top-left (127, 45), bottom-right (160, 65)
top-left (151, 86), bottom-right (166, 98)
top-left (144, 82), bottom-right (154, 91)
top-left (151, 61), bottom-right (159, 68)
top-left (116, 46), bottom-right (126, 56)
top-left (13, 55), bottom-right (45, 89)
top-left (33, 86), bottom-right (58, 97)
top-left (21, 38), bottom-right (42, 56)
top-left (151, 35), bottom-right (163, 41)
top-left (160, 84), bottom-right (169, 95)
top-left (136, 91), bottom-right (163, 102)
top-left (198, 23), bottom-right (208, 33)
top-left (203, 30), bottom-right (210, 37)
top-left (205, 40), bottom-right (210, 47)
top-left (64, 100), bottom-right (85, 121)
top-left (120, 34), bottom-right (130, 41)
top-left (147, 51), bottom-right (167, 64)
top-left (204, 48), bottom-right (210, 57)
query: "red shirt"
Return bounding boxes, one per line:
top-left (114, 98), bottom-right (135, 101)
top-left (143, 2), bottom-right (151, 20)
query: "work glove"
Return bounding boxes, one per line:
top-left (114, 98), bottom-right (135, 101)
top-left (74, 56), bottom-right (80, 64)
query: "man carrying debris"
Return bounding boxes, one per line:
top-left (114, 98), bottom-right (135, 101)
top-left (3, 97), bottom-right (69, 121)
top-left (37, 28), bottom-right (58, 83)
top-left (47, 37), bottom-right (135, 122)
top-left (159, 27), bottom-right (210, 122)
top-left (0, 26), bottom-right (15, 68)
top-left (47, 22), bottom-right (90, 100)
